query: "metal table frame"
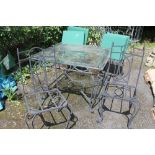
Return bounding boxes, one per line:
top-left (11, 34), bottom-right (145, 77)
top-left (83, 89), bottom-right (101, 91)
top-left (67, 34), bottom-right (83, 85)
top-left (50, 43), bottom-right (111, 111)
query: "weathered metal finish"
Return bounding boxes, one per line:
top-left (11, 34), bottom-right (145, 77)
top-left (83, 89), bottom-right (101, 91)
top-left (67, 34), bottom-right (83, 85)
top-left (17, 47), bottom-right (77, 129)
top-left (97, 46), bottom-right (145, 128)
top-left (53, 43), bottom-right (111, 111)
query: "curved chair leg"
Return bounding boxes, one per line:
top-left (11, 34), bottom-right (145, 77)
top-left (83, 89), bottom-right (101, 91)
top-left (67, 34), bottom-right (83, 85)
top-left (25, 114), bottom-right (30, 129)
top-left (65, 104), bottom-right (78, 129)
top-left (127, 99), bottom-right (140, 129)
top-left (32, 113), bottom-right (45, 129)
top-left (153, 95), bottom-right (155, 107)
top-left (25, 113), bottom-right (34, 129)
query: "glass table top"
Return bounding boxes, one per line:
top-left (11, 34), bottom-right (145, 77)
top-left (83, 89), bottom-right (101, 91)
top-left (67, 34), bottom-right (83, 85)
top-left (54, 43), bottom-right (110, 70)
top-left (33, 43), bottom-right (110, 70)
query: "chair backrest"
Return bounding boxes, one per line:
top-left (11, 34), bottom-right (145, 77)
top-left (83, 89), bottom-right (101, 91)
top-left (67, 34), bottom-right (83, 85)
top-left (17, 47), bottom-right (54, 94)
top-left (17, 47), bottom-right (68, 113)
top-left (62, 30), bottom-right (85, 45)
top-left (107, 47), bottom-right (145, 91)
top-left (67, 26), bottom-right (89, 44)
top-left (100, 32), bottom-right (130, 61)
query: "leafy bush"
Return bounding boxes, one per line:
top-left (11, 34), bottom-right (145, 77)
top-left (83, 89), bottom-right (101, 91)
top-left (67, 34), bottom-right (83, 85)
top-left (142, 27), bottom-right (155, 42)
top-left (85, 26), bottom-right (105, 45)
top-left (0, 26), bottom-right (66, 59)
top-left (2, 88), bottom-right (16, 102)
top-left (0, 76), bottom-right (17, 102)
top-left (13, 65), bottom-right (31, 84)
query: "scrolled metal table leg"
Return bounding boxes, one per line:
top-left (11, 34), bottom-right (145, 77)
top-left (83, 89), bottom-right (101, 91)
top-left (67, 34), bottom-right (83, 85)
top-left (97, 99), bottom-right (105, 123)
top-left (89, 101), bottom-right (94, 113)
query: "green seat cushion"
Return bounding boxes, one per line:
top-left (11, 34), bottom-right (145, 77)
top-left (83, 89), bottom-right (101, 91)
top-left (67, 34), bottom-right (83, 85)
top-left (62, 31), bottom-right (85, 45)
top-left (67, 26), bottom-right (89, 44)
top-left (100, 32), bottom-right (130, 61)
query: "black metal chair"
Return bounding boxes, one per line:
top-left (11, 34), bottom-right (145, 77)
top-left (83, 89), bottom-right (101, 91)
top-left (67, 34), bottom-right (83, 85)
top-left (97, 46), bottom-right (145, 128)
top-left (17, 47), bottom-right (77, 129)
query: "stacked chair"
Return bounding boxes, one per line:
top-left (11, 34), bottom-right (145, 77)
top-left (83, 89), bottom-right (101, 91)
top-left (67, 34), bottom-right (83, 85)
top-left (89, 32), bottom-right (131, 111)
top-left (62, 26), bottom-right (89, 45)
top-left (67, 26), bottom-right (89, 44)
top-left (97, 33), bottom-right (145, 128)
top-left (17, 47), bottom-right (77, 129)
top-left (100, 32), bottom-right (130, 75)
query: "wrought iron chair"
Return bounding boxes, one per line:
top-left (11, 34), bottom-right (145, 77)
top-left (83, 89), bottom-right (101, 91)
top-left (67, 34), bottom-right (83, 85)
top-left (97, 46), bottom-right (145, 128)
top-left (100, 33), bottom-right (130, 76)
top-left (17, 47), bottom-right (77, 129)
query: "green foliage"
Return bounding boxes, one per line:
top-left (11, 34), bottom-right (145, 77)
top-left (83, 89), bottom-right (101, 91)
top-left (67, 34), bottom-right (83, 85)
top-left (85, 27), bottom-right (104, 46)
top-left (2, 88), bottom-right (16, 102)
top-left (13, 65), bottom-right (31, 84)
top-left (142, 27), bottom-right (155, 42)
top-left (13, 64), bottom-right (45, 84)
top-left (0, 26), bottom-right (66, 58)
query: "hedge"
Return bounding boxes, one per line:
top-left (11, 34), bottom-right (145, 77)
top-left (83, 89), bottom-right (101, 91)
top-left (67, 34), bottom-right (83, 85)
top-left (0, 26), bottom-right (66, 59)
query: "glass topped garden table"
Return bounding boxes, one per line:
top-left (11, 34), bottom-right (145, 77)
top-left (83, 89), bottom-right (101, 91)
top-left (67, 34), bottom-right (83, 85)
top-left (33, 43), bottom-right (111, 111)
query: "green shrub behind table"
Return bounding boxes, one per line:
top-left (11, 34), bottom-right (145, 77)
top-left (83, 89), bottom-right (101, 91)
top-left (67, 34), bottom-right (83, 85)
top-left (0, 26), bottom-right (66, 58)
top-left (86, 27), bottom-right (103, 45)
